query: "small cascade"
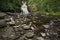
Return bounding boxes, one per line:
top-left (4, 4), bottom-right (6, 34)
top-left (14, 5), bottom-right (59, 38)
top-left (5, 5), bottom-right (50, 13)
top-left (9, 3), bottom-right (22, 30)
top-left (21, 1), bottom-right (29, 15)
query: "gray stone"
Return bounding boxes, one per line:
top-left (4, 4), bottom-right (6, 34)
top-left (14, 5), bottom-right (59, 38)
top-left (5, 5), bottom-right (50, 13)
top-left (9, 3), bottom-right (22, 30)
top-left (26, 32), bottom-right (34, 38)
top-left (0, 20), bottom-right (7, 27)
top-left (43, 25), bottom-right (50, 28)
top-left (20, 31), bottom-right (24, 35)
top-left (0, 12), bottom-right (6, 19)
top-left (24, 38), bottom-right (33, 40)
top-left (28, 39), bottom-right (33, 40)
top-left (5, 18), bottom-right (11, 22)
top-left (13, 26), bottom-right (23, 31)
top-left (40, 33), bottom-right (46, 37)
top-left (37, 37), bottom-right (44, 40)
top-left (22, 24), bottom-right (30, 29)
top-left (7, 22), bottom-right (15, 26)
top-left (2, 27), bottom-right (16, 39)
top-left (7, 18), bottom-right (15, 26)
top-left (6, 12), bottom-right (17, 16)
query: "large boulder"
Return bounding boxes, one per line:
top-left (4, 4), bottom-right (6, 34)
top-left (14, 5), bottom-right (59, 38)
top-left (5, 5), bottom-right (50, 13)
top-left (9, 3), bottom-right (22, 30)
top-left (0, 12), bottom-right (6, 19)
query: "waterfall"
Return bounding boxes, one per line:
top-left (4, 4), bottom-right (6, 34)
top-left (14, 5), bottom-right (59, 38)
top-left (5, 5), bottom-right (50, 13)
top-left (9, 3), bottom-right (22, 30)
top-left (21, 1), bottom-right (29, 15)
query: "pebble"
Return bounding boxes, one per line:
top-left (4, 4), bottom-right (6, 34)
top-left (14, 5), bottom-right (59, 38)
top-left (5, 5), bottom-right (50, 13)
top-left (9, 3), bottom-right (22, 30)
top-left (43, 25), bottom-right (50, 28)
top-left (37, 37), bottom-right (44, 40)
top-left (0, 20), bottom-right (7, 27)
top-left (7, 18), bottom-right (15, 26)
top-left (45, 36), bottom-right (51, 40)
top-left (33, 21), bottom-right (36, 23)
top-left (22, 24), bottom-right (30, 29)
top-left (2, 27), bottom-right (16, 39)
top-left (7, 22), bottom-right (15, 26)
top-left (5, 18), bottom-right (11, 22)
top-left (26, 32), bottom-right (34, 38)
top-left (27, 39), bottom-right (32, 40)
top-left (13, 25), bottom-right (19, 28)
top-left (0, 12), bottom-right (6, 19)
top-left (41, 33), bottom-right (46, 37)
top-left (46, 32), bottom-right (50, 36)
top-left (31, 27), bottom-right (35, 31)
top-left (21, 21), bottom-right (24, 23)
top-left (24, 37), bottom-right (33, 40)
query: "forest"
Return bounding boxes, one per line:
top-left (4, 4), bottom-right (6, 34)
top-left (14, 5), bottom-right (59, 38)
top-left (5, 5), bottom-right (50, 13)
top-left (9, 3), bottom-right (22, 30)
top-left (0, 0), bottom-right (60, 15)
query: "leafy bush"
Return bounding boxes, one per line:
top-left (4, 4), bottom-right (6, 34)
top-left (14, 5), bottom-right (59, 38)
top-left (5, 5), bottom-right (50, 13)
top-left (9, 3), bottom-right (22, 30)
top-left (27, 0), bottom-right (60, 12)
top-left (0, 0), bottom-right (22, 12)
top-left (47, 0), bottom-right (60, 12)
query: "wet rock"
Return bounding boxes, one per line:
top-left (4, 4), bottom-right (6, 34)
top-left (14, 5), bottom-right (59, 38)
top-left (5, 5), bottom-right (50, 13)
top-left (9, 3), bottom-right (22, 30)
top-left (13, 26), bottom-right (23, 31)
top-left (21, 21), bottom-right (24, 23)
top-left (25, 38), bottom-right (33, 40)
top-left (53, 20), bottom-right (60, 26)
top-left (7, 18), bottom-right (15, 26)
top-left (13, 25), bottom-right (20, 28)
top-left (0, 12), bottom-right (60, 40)
top-left (6, 12), bottom-right (17, 16)
top-left (45, 36), bottom-right (51, 40)
top-left (5, 19), bottom-right (11, 22)
top-left (31, 27), bottom-right (35, 31)
top-left (40, 33), bottom-right (46, 37)
top-left (27, 39), bottom-right (33, 40)
top-left (20, 31), bottom-right (24, 35)
top-left (26, 32), bottom-right (34, 38)
top-left (2, 27), bottom-right (16, 40)
top-left (43, 25), bottom-right (50, 28)
top-left (0, 20), bottom-right (7, 28)
top-left (58, 31), bottom-right (60, 37)
top-left (22, 24), bottom-right (30, 30)
top-left (0, 12), bottom-right (6, 19)
top-left (37, 37), bottom-right (44, 40)
top-left (46, 32), bottom-right (50, 36)
top-left (7, 22), bottom-right (15, 26)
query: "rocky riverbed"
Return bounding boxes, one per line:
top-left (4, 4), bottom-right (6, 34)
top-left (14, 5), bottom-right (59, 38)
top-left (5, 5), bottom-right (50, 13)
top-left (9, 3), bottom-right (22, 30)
top-left (0, 12), bottom-right (60, 40)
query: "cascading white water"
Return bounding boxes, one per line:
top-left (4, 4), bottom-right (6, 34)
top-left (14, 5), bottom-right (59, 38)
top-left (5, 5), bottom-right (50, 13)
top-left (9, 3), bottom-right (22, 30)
top-left (21, 1), bottom-right (29, 15)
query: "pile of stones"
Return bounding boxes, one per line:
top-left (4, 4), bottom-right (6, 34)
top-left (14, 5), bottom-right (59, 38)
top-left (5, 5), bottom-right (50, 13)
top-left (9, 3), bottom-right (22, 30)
top-left (0, 12), bottom-right (60, 40)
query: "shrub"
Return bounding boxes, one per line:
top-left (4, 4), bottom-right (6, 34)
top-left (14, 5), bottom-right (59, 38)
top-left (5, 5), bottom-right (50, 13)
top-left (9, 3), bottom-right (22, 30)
top-left (27, 0), bottom-right (60, 12)
top-left (0, 0), bottom-right (22, 12)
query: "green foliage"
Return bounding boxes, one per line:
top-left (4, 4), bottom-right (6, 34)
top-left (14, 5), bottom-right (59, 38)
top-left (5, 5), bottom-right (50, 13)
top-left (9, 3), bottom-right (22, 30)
top-left (0, 0), bottom-right (22, 12)
top-left (27, 0), bottom-right (60, 12)
top-left (0, 0), bottom-right (60, 12)
top-left (47, 0), bottom-right (60, 12)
